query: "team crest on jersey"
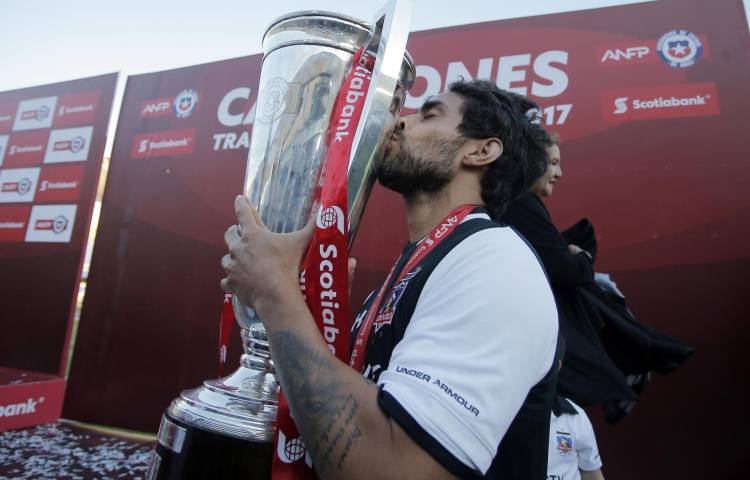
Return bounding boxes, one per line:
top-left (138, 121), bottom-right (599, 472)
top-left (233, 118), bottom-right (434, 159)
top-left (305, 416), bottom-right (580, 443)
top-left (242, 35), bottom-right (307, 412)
top-left (373, 266), bottom-right (422, 334)
top-left (556, 433), bottom-right (574, 454)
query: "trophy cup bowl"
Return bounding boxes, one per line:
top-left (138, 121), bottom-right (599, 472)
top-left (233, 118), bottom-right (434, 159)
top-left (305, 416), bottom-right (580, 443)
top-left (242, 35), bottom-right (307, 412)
top-left (149, 3), bottom-right (415, 479)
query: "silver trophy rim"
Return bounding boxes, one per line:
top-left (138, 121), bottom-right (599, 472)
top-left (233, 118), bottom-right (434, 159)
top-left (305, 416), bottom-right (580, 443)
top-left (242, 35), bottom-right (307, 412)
top-left (262, 9), bottom-right (416, 72)
top-left (264, 10), bottom-right (371, 38)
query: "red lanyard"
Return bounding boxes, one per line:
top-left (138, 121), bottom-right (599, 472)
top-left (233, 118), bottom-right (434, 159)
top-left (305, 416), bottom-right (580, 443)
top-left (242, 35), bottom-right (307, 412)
top-left (349, 205), bottom-right (478, 372)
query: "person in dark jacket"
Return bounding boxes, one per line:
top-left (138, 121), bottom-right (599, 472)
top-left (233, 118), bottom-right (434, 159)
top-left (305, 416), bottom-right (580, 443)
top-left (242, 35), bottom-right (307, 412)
top-left (501, 135), bottom-right (692, 423)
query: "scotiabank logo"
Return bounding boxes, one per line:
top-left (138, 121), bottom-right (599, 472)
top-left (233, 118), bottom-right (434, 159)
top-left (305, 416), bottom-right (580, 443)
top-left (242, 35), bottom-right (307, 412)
top-left (13, 96), bottom-right (57, 131)
top-left (4, 130), bottom-right (48, 167)
top-left (58, 105), bottom-right (94, 117)
top-left (316, 204), bottom-right (345, 235)
top-left (9, 143), bottom-right (44, 156)
top-left (36, 164), bottom-right (84, 202)
top-left (0, 103), bottom-right (15, 133)
top-left (277, 430), bottom-right (312, 466)
top-left (0, 397), bottom-right (42, 418)
top-left (602, 82), bottom-right (720, 122)
top-left (25, 204), bottom-right (77, 243)
top-left (0, 205), bottom-right (31, 242)
top-left (132, 129), bottom-right (196, 158)
top-left (55, 91), bottom-right (100, 127)
top-left (39, 179), bottom-right (78, 192)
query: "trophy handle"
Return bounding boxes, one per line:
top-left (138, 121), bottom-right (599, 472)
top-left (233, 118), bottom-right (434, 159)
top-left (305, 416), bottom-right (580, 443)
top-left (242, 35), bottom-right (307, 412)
top-left (346, 0), bottom-right (415, 247)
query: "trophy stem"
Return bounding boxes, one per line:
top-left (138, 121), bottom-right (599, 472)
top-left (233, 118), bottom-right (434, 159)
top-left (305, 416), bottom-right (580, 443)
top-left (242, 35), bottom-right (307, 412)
top-left (240, 324), bottom-right (274, 371)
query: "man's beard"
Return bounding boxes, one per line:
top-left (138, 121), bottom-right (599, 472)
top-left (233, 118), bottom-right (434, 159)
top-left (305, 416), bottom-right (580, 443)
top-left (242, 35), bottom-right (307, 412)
top-left (376, 136), bottom-right (464, 197)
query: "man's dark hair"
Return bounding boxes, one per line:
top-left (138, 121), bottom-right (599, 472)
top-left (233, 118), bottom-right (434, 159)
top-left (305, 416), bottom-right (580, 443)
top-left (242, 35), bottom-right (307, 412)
top-left (448, 79), bottom-right (551, 218)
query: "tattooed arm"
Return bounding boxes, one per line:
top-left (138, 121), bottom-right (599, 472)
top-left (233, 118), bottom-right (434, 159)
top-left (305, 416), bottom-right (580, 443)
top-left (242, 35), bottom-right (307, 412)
top-left (221, 196), bottom-right (456, 480)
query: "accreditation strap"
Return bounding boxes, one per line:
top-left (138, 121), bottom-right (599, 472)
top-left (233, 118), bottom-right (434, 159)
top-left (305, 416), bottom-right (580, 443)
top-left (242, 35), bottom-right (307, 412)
top-left (349, 204), bottom-right (478, 373)
top-left (271, 47), bottom-right (375, 480)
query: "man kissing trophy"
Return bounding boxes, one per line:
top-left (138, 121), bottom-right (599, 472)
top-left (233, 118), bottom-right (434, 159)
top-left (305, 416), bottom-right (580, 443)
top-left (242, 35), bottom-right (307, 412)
top-left (148, 1), bottom-right (415, 478)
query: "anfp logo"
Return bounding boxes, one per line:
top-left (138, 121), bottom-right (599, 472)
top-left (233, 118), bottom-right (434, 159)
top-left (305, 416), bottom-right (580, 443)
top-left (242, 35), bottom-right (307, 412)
top-left (316, 204), bottom-right (345, 235)
top-left (1, 178), bottom-right (32, 195)
top-left (36, 215), bottom-right (69, 233)
top-left (21, 106), bottom-right (50, 121)
top-left (601, 46), bottom-right (650, 62)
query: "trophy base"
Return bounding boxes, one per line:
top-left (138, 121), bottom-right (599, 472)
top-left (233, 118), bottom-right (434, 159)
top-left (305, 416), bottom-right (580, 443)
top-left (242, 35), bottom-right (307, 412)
top-left (148, 412), bottom-right (273, 480)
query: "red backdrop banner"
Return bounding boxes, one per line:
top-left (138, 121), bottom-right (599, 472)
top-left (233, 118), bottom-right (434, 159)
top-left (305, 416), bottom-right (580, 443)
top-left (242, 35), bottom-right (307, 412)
top-left (351, 2), bottom-right (749, 478)
top-left (66, 0), bottom-right (748, 477)
top-left (0, 73), bottom-right (117, 375)
top-left (63, 56), bottom-right (263, 429)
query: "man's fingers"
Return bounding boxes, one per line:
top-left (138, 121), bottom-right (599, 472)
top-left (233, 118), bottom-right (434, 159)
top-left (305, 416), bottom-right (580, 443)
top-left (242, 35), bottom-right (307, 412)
top-left (221, 254), bottom-right (232, 272)
top-left (235, 195), bottom-right (263, 232)
top-left (220, 277), bottom-right (233, 294)
top-left (300, 214), bottom-right (316, 242)
top-left (293, 214), bottom-right (316, 257)
top-left (224, 225), bottom-right (240, 247)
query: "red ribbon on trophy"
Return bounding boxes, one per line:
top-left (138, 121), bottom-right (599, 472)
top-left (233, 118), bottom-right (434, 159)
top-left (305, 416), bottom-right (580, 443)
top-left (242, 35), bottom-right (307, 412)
top-left (218, 293), bottom-right (235, 377)
top-left (270, 48), bottom-right (375, 480)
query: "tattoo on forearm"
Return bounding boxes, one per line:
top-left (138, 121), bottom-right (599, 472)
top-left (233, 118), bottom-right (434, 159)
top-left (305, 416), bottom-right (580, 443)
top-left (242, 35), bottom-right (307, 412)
top-left (270, 330), bottom-right (366, 476)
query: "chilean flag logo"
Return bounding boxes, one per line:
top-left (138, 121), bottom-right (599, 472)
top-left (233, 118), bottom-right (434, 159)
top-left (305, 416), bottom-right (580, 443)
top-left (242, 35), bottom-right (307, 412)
top-left (657, 30), bottom-right (703, 68)
top-left (667, 40), bottom-right (692, 59)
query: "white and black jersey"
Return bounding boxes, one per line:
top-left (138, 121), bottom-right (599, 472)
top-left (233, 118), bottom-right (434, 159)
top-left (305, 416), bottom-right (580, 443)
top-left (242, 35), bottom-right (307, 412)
top-left (547, 397), bottom-right (603, 480)
top-left (351, 209), bottom-right (559, 479)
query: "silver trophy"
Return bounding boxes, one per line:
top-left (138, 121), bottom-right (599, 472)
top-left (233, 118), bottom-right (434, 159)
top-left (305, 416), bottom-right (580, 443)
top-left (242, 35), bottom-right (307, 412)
top-left (150, 2), bottom-right (415, 478)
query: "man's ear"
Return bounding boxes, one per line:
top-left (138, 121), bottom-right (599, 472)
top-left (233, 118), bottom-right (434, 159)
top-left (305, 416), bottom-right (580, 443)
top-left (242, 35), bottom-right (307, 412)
top-left (463, 138), bottom-right (503, 167)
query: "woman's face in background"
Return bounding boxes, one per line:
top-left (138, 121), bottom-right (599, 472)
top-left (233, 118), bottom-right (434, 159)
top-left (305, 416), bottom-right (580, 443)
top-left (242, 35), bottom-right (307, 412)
top-left (531, 144), bottom-right (562, 198)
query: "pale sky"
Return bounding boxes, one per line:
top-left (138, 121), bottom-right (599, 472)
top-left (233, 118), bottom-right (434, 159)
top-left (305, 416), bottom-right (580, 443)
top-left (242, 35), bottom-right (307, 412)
top-left (1, 0), bottom-right (663, 93)
top-left (1, 0), bottom-right (747, 155)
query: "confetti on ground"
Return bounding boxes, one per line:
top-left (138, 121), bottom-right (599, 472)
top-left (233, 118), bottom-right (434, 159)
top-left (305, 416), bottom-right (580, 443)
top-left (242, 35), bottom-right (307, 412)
top-left (0, 422), bottom-right (154, 479)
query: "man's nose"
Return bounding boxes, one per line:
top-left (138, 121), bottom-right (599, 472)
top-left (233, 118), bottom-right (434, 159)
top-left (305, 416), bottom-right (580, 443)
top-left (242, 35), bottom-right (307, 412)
top-left (395, 117), bottom-right (407, 133)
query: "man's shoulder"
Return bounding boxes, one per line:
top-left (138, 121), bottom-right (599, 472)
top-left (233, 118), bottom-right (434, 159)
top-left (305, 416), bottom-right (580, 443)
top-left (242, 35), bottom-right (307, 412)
top-left (445, 222), bottom-right (544, 272)
top-left (423, 222), bottom-right (557, 329)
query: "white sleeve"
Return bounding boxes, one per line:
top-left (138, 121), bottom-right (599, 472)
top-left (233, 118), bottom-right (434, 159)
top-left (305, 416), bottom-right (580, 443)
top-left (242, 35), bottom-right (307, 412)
top-left (572, 403), bottom-right (603, 471)
top-left (377, 227), bottom-right (558, 474)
